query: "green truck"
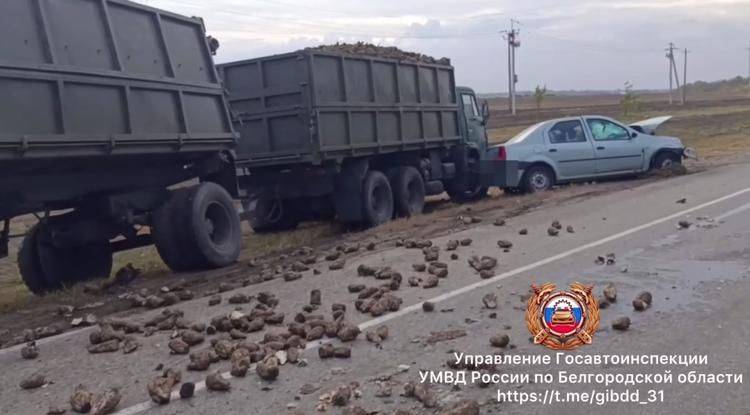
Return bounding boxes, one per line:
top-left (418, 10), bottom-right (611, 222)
top-left (0, 0), bottom-right (518, 295)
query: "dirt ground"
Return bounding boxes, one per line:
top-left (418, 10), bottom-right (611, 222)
top-left (1, 93), bottom-right (748, 347)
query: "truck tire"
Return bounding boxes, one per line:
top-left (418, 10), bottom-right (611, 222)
top-left (394, 166), bottom-right (426, 217)
top-left (17, 225), bottom-right (53, 295)
top-left (152, 189), bottom-right (204, 271)
top-left (18, 223), bottom-right (113, 295)
top-left (521, 165), bottom-right (554, 193)
top-left (245, 197), bottom-right (299, 233)
top-left (186, 182), bottom-right (243, 268)
top-left (154, 183), bottom-right (242, 271)
top-left (362, 170), bottom-right (394, 227)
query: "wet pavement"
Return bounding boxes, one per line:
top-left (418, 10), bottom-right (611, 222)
top-left (2, 161), bottom-right (750, 414)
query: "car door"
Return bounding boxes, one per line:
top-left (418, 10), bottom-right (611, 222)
top-left (585, 117), bottom-right (644, 173)
top-left (545, 118), bottom-right (596, 180)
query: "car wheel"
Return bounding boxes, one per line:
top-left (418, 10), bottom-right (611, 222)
top-left (653, 152), bottom-right (681, 170)
top-left (362, 170), bottom-right (394, 227)
top-left (522, 165), bottom-right (554, 193)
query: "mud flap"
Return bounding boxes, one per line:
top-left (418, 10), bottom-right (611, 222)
top-left (479, 160), bottom-right (520, 188)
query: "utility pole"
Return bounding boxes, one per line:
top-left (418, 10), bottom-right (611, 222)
top-left (502, 20), bottom-right (521, 115)
top-left (747, 41), bottom-right (750, 88)
top-left (665, 43), bottom-right (680, 105)
top-left (682, 48), bottom-right (688, 104)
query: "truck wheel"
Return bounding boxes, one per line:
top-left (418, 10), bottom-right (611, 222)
top-left (394, 166), bottom-right (426, 217)
top-left (152, 189), bottom-right (204, 272)
top-left (362, 170), bottom-right (394, 227)
top-left (154, 183), bottom-right (242, 271)
top-left (18, 223), bottom-right (113, 295)
top-left (521, 165), bottom-right (554, 193)
top-left (186, 182), bottom-right (243, 268)
top-left (245, 197), bottom-right (299, 233)
top-left (17, 225), bottom-right (54, 295)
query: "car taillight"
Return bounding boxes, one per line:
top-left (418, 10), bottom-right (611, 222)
top-left (497, 146), bottom-right (507, 160)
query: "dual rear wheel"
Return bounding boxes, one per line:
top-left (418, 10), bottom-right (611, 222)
top-left (362, 166), bottom-right (426, 227)
top-left (152, 182), bottom-right (242, 272)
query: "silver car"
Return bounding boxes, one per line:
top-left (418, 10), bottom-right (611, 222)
top-left (496, 115), bottom-right (694, 193)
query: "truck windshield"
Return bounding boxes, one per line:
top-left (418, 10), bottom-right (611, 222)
top-left (461, 94), bottom-right (480, 121)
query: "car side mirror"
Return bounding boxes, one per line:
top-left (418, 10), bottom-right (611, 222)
top-left (630, 131), bottom-right (638, 139)
top-left (481, 101), bottom-right (490, 124)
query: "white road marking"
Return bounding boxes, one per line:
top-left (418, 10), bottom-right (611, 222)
top-left (115, 186), bottom-right (750, 414)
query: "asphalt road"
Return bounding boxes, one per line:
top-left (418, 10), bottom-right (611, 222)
top-left (2, 162), bottom-right (750, 415)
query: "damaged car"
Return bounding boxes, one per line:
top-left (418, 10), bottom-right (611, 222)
top-left (495, 115), bottom-right (695, 193)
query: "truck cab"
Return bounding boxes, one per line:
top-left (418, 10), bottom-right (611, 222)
top-left (449, 87), bottom-right (519, 200)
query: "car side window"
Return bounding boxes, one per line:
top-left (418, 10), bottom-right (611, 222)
top-left (586, 119), bottom-right (630, 141)
top-left (461, 94), bottom-right (480, 120)
top-left (548, 120), bottom-right (587, 144)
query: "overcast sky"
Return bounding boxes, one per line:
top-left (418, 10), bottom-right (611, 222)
top-left (145, 0), bottom-right (750, 93)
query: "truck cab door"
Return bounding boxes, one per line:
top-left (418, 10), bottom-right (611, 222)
top-left (460, 92), bottom-right (487, 152)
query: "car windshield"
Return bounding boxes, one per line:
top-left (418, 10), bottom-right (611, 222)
top-left (506, 123), bottom-right (542, 144)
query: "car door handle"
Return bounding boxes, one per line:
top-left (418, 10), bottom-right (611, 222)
top-left (548, 148), bottom-right (558, 152)
top-left (597, 146), bottom-right (605, 150)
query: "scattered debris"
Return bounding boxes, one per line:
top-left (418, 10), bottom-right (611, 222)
top-left (180, 382), bottom-right (195, 399)
top-left (612, 317), bottom-right (631, 331)
top-left (21, 341), bottom-right (39, 359)
top-left (482, 293), bottom-right (497, 309)
top-left (90, 388), bottom-right (121, 415)
top-left (633, 291), bottom-right (653, 311)
top-left (676, 198), bottom-right (687, 204)
top-left (519, 228), bottom-right (528, 235)
top-left (678, 220), bottom-right (692, 229)
top-left (566, 225), bottom-right (575, 233)
top-left (147, 369), bottom-right (181, 405)
top-left (489, 333), bottom-right (510, 348)
top-left (206, 372), bottom-right (231, 391)
top-left (329, 260), bottom-right (346, 270)
top-left (422, 301), bottom-right (435, 312)
top-left (70, 385), bottom-right (93, 413)
top-left (551, 220), bottom-right (562, 230)
top-left (88, 339), bottom-right (120, 354)
top-left (494, 219), bottom-right (506, 226)
top-left (331, 384), bottom-right (352, 406)
top-left (468, 256), bottom-right (497, 272)
top-left (547, 227), bottom-right (559, 236)
top-left (230, 349), bottom-right (251, 377)
top-left (310, 289), bottom-right (322, 306)
top-left (496, 240), bottom-right (513, 249)
top-left (19, 373), bottom-right (46, 389)
top-left (603, 283), bottom-right (617, 302)
top-left (256, 355), bottom-right (281, 381)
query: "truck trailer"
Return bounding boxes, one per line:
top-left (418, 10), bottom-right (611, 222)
top-left (218, 50), bottom-right (518, 231)
top-left (0, 0), bottom-right (518, 295)
top-left (0, 0), bottom-right (244, 294)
